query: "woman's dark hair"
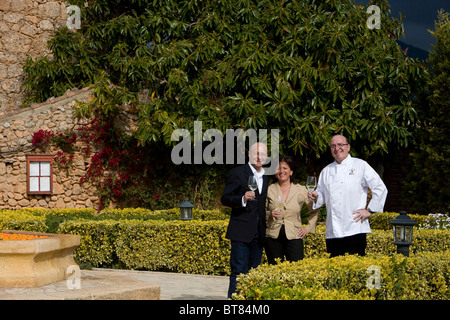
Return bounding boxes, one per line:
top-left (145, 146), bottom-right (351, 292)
top-left (277, 155), bottom-right (298, 184)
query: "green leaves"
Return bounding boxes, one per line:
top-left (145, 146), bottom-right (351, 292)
top-left (403, 10), bottom-right (450, 213)
top-left (23, 0), bottom-right (427, 159)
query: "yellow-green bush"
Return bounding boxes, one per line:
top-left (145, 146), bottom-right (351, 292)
top-left (234, 251), bottom-right (450, 300)
top-left (0, 209), bottom-right (47, 232)
top-left (1, 209), bottom-right (448, 277)
top-left (0, 207), bottom-right (228, 223)
top-left (56, 219), bottom-right (232, 273)
top-left (57, 219), bottom-right (120, 267)
top-left (100, 207), bottom-right (229, 220)
top-left (304, 225), bottom-right (449, 256)
top-left (54, 219), bottom-right (449, 275)
top-left (369, 212), bottom-right (428, 230)
top-left (115, 220), bottom-right (230, 274)
top-left (0, 208), bottom-right (433, 228)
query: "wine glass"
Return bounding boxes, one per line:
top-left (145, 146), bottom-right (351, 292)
top-left (247, 176), bottom-right (258, 201)
top-left (306, 176), bottom-right (317, 192)
top-left (273, 195), bottom-right (284, 221)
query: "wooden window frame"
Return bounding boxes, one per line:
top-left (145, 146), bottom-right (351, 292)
top-left (27, 154), bottom-right (53, 195)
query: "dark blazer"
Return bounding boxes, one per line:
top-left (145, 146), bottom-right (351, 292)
top-left (221, 164), bottom-right (269, 244)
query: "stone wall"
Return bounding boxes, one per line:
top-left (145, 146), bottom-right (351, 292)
top-left (0, 87), bottom-right (101, 209)
top-left (0, 0), bottom-right (68, 115)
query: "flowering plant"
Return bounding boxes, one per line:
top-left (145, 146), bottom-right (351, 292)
top-left (32, 129), bottom-right (76, 171)
top-left (32, 108), bottom-right (161, 210)
top-left (32, 129), bottom-right (54, 147)
top-left (423, 213), bottom-right (450, 230)
top-left (31, 81), bottom-right (222, 210)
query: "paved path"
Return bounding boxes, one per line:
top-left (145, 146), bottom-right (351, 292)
top-left (95, 268), bottom-right (229, 300)
top-left (0, 268), bottom-right (229, 300)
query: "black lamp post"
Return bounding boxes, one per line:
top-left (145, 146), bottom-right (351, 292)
top-left (390, 211), bottom-right (416, 256)
top-left (178, 199), bottom-right (194, 221)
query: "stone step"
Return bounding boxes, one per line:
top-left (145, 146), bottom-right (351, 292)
top-left (0, 269), bottom-right (160, 300)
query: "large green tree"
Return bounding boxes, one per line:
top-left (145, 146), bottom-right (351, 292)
top-left (24, 0), bottom-right (429, 208)
top-left (24, 0), bottom-right (427, 158)
top-left (404, 10), bottom-right (450, 213)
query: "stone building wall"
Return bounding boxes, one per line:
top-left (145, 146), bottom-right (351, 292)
top-left (0, 85), bottom-right (139, 210)
top-left (0, 87), bottom-right (100, 209)
top-left (0, 0), bottom-right (68, 115)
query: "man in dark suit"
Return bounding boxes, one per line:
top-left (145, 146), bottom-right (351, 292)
top-left (221, 142), bottom-right (269, 299)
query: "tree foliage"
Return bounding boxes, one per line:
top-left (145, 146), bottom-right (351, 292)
top-left (404, 10), bottom-right (450, 213)
top-left (23, 0), bottom-right (427, 161)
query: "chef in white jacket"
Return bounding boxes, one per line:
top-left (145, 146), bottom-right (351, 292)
top-left (308, 135), bottom-right (387, 257)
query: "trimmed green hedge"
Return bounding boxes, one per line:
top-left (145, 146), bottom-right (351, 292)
top-left (1, 207), bottom-right (229, 233)
top-left (56, 219), bottom-right (231, 273)
top-left (304, 226), bottom-right (449, 257)
top-left (233, 251), bottom-right (450, 300)
top-left (57, 219), bottom-right (120, 267)
top-left (115, 220), bottom-right (230, 274)
top-left (368, 212), bottom-right (429, 230)
top-left (1, 209), bottom-right (448, 277)
top-left (0, 208), bottom-right (434, 232)
top-left (54, 220), bottom-right (449, 275)
top-left (0, 209), bottom-right (47, 232)
top-left (2, 208), bottom-right (447, 299)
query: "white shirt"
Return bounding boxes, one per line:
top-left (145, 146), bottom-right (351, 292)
top-left (313, 155), bottom-right (387, 239)
top-left (242, 163), bottom-right (265, 207)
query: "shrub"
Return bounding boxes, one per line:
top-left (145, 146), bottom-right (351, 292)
top-left (368, 212), bottom-right (428, 230)
top-left (3, 207), bottom-right (228, 234)
top-left (234, 251), bottom-right (450, 300)
top-left (57, 219), bottom-right (120, 268)
top-left (0, 209), bottom-right (47, 232)
top-left (115, 220), bottom-right (231, 275)
top-left (422, 213), bottom-right (450, 230)
top-left (56, 218), bottom-right (232, 273)
top-left (304, 225), bottom-right (449, 256)
top-left (54, 219), bottom-right (449, 275)
top-left (1, 209), bottom-right (448, 277)
top-left (53, 218), bottom-right (230, 272)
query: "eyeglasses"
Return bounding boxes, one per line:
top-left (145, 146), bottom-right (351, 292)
top-left (330, 143), bottom-right (348, 149)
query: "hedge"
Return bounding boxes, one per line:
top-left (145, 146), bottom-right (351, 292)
top-left (57, 219), bottom-right (120, 267)
top-left (1, 209), bottom-right (448, 276)
top-left (0, 209), bottom-right (47, 232)
top-left (233, 251), bottom-right (450, 300)
top-left (0, 208), bottom-right (436, 232)
top-left (115, 220), bottom-right (230, 274)
top-left (369, 212), bottom-right (429, 230)
top-left (53, 220), bottom-right (450, 275)
top-left (304, 226), bottom-right (450, 257)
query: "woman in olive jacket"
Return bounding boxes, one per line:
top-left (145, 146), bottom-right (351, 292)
top-left (265, 156), bottom-right (319, 264)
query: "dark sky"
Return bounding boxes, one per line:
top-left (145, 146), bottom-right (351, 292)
top-left (356, 0), bottom-right (449, 52)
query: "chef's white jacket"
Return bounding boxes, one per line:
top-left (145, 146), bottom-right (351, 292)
top-left (313, 155), bottom-right (388, 239)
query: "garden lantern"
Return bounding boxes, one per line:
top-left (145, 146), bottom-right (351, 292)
top-left (390, 211), bottom-right (416, 256)
top-left (178, 199), bottom-right (194, 221)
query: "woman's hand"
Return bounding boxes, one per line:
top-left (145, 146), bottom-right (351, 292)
top-left (297, 227), bottom-right (309, 239)
top-left (271, 209), bottom-right (282, 221)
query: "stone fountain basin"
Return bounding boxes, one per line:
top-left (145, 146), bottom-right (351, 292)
top-left (0, 230), bottom-right (80, 287)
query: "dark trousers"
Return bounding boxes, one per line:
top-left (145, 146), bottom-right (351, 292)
top-left (265, 225), bottom-right (304, 265)
top-left (228, 239), bottom-right (263, 299)
top-left (326, 233), bottom-right (367, 258)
